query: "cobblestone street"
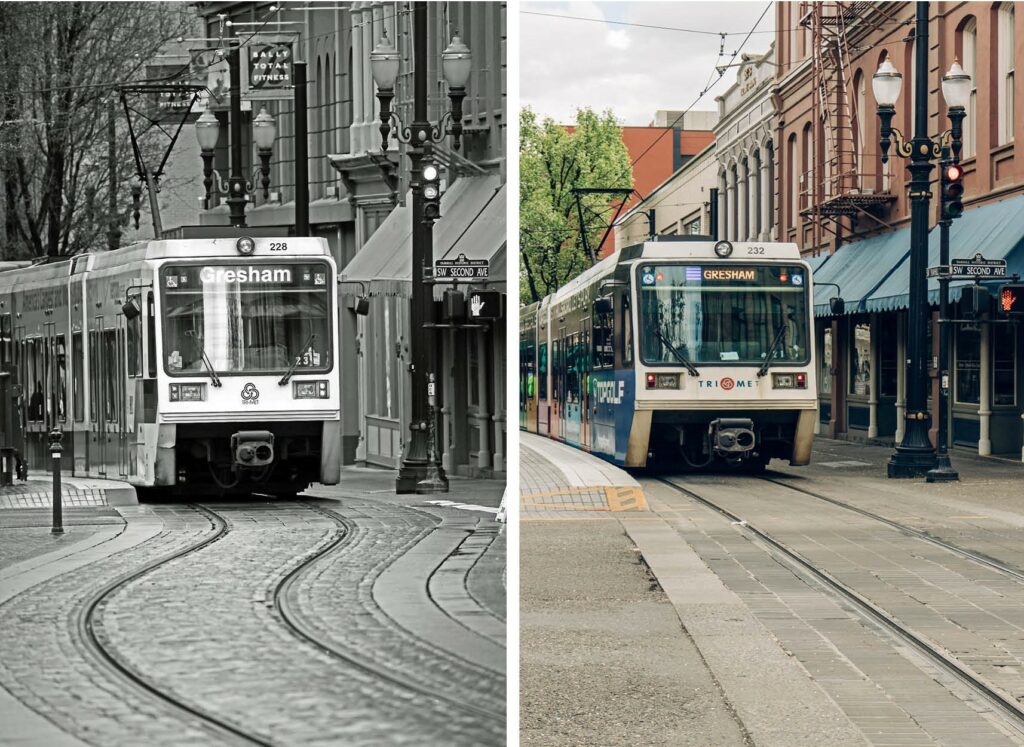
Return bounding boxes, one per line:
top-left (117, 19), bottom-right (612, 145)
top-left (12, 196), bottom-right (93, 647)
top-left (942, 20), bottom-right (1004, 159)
top-left (0, 473), bottom-right (506, 746)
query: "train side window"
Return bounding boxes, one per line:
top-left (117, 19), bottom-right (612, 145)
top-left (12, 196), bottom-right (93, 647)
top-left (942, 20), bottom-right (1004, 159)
top-left (27, 339), bottom-right (43, 422)
top-left (126, 310), bottom-right (141, 378)
top-left (103, 330), bottom-right (117, 422)
top-left (551, 339), bottom-right (560, 402)
top-left (622, 295), bottom-right (633, 367)
top-left (592, 299), bottom-right (614, 369)
top-left (0, 314), bottom-right (11, 367)
top-left (538, 343), bottom-right (548, 399)
top-left (55, 335), bottom-right (66, 422)
top-left (72, 332), bottom-right (84, 422)
top-left (147, 292), bottom-right (157, 378)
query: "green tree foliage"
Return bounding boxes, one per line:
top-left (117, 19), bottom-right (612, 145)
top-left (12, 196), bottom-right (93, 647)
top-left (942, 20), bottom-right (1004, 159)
top-left (0, 2), bottom-right (191, 259)
top-left (519, 106), bottom-right (633, 305)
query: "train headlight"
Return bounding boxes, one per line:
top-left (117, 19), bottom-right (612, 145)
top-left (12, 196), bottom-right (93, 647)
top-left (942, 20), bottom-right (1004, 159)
top-left (714, 240), bottom-right (733, 258)
top-left (645, 373), bottom-right (680, 390)
top-left (772, 372), bottom-right (808, 389)
top-left (293, 380), bottom-right (330, 399)
top-left (236, 236), bottom-right (256, 256)
top-left (168, 383), bottom-right (207, 402)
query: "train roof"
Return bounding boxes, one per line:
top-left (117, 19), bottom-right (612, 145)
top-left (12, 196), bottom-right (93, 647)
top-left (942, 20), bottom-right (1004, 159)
top-left (618, 239), bottom-right (803, 262)
top-left (0, 237), bottom-right (332, 288)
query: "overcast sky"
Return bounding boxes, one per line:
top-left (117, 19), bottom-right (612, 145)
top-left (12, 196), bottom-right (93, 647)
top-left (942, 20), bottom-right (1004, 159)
top-left (520, 1), bottom-right (777, 126)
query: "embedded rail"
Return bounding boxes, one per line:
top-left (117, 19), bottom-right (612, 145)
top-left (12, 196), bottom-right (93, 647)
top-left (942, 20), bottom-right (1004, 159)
top-left (658, 476), bottom-right (1024, 735)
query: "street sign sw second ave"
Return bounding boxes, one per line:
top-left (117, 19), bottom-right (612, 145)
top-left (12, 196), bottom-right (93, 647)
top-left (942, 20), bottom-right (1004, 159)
top-left (434, 252), bottom-right (489, 280)
top-left (927, 253), bottom-right (1008, 279)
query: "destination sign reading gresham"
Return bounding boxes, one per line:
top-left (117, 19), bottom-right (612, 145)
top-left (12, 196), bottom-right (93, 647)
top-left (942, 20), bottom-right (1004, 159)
top-left (161, 263), bottom-right (330, 289)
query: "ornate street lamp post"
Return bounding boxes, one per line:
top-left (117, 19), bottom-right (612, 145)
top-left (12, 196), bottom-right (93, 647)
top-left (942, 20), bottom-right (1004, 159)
top-left (874, 2), bottom-right (970, 478)
top-left (370, 2), bottom-right (471, 494)
top-left (195, 103), bottom-right (277, 217)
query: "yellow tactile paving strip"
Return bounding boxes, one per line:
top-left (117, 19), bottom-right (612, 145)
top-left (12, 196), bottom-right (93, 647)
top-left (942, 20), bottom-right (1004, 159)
top-left (520, 486), bottom-right (648, 513)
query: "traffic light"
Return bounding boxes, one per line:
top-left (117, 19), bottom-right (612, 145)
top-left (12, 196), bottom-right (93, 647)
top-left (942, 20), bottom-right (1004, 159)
top-left (941, 162), bottom-right (964, 221)
top-left (421, 161), bottom-right (441, 222)
top-left (998, 284), bottom-right (1024, 316)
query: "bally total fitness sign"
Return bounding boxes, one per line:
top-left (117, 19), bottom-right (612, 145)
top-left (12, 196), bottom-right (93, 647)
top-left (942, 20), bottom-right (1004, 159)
top-left (243, 35), bottom-right (296, 100)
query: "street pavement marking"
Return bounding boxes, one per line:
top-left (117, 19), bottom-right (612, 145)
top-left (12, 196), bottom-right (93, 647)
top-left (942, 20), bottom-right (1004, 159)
top-left (605, 486), bottom-right (648, 511)
top-left (423, 499), bottom-right (499, 515)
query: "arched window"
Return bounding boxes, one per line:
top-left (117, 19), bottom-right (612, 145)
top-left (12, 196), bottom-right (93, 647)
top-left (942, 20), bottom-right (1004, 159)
top-left (853, 69), bottom-right (865, 185)
top-left (801, 122), bottom-right (812, 212)
top-left (959, 17), bottom-right (978, 157)
top-left (997, 3), bottom-right (1015, 144)
top-left (766, 141), bottom-right (775, 236)
top-left (790, 132), bottom-right (798, 228)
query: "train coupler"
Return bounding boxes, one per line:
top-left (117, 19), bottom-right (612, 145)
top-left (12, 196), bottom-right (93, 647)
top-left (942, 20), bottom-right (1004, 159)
top-left (709, 418), bottom-right (756, 457)
top-left (232, 430), bottom-right (275, 468)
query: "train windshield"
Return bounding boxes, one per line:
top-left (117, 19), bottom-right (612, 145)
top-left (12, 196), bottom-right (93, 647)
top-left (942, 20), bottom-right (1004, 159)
top-left (160, 262), bottom-right (331, 376)
top-left (638, 263), bottom-right (810, 365)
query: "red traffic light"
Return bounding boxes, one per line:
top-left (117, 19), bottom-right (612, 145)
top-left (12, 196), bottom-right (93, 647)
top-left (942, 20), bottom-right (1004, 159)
top-left (999, 285), bottom-right (1024, 316)
top-left (945, 163), bottom-right (964, 182)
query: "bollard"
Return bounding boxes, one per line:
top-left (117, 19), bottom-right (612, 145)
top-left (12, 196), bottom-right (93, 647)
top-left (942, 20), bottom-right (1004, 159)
top-left (49, 428), bottom-right (63, 536)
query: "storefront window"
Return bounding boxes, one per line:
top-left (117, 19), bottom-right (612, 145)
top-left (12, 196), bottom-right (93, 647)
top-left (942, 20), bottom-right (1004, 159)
top-left (993, 324), bottom-right (1016, 406)
top-left (879, 323), bottom-right (897, 397)
top-left (848, 322), bottom-right (870, 396)
top-left (820, 327), bottom-right (832, 394)
top-left (955, 325), bottom-right (981, 405)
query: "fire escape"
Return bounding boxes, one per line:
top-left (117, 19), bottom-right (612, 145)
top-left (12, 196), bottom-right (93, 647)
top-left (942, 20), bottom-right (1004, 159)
top-left (799, 1), bottom-right (897, 252)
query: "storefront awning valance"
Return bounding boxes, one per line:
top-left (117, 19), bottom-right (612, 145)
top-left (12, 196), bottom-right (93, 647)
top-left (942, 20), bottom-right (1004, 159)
top-left (812, 194), bottom-right (1024, 317)
top-left (339, 174), bottom-right (505, 299)
top-left (811, 228), bottom-right (911, 317)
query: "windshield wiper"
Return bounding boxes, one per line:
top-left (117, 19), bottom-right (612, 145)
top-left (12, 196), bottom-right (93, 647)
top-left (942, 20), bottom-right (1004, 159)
top-left (279, 333), bottom-right (318, 386)
top-left (185, 330), bottom-right (222, 387)
top-left (757, 323), bottom-right (788, 377)
top-left (654, 327), bottom-right (700, 376)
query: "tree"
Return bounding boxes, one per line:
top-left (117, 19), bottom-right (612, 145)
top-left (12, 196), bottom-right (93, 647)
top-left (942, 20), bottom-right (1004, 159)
top-left (519, 107), bottom-right (633, 305)
top-left (0, 2), bottom-right (192, 259)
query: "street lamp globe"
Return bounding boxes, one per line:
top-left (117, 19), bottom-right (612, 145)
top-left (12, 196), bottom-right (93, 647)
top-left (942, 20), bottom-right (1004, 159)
top-left (941, 60), bottom-right (972, 110)
top-left (252, 106), bottom-right (277, 151)
top-left (195, 106), bottom-right (221, 152)
top-left (441, 36), bottom-right (472, 89)
top-left (370, 34), bottom-right (400, 91)
top-left (872, 56), bottom-right (903, 108)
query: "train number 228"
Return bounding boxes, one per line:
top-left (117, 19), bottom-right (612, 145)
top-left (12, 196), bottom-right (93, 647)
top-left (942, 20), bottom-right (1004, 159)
top-left (269, 242), bottom-right (288, 251)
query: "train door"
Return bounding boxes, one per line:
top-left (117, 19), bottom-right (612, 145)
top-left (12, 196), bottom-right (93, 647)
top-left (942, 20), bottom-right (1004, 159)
top-left (581, 327), bottom-right (591, 450)
top-left (554, 326), bottom-right (565, 441)
top-left (89, 320), bottom-right (106, 476)
top-left (537, 339), bottom-right (548, 436)
top-left (115, 315), bottom-right (129, 478)
top-left (564, 331), bottom-right (581, 446)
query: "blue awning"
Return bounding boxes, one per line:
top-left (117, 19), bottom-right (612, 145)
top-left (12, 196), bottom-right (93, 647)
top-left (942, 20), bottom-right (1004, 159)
top-left (866, 194), bottom-right (1024, 312)
top-left (812, 194), bottom-right (1024, 316)
top-left (811, 228), bottom-right (912, 316)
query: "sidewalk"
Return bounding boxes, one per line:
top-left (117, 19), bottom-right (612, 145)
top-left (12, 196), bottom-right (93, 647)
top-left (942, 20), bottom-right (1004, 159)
top-left (520, 433), bottom-right (646, 517)
top-left (0, 474), bottom-right (137, 510)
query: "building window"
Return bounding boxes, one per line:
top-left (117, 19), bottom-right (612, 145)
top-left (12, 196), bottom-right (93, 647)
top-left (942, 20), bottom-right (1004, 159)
top-left (684, 216), bottom-right (701, 235)
top-left (960, 17), bottom-right (978, 158)
top-left (879, 324), bottom-right (898, 397)
top-left (998, 3), bottom-right (1015, 145)
top-left (848, 321), bottom-right (870, 396)
top-left (820, 326), bottom-right (832, 395)
top-left (955, 324), bottom-right (981, 404)
top-left (992, 323), bottom-right (1016, 405)
top-left (787, 134), bottom-right (798, 228)
top-left (854, 70), bottom-right (865, 186)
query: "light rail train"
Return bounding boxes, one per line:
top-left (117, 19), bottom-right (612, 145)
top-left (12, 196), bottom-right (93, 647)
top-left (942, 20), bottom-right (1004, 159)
top-left (520, 238), bottom-right (818, 471)
top-left (0, 236), bottom-right (340, 495)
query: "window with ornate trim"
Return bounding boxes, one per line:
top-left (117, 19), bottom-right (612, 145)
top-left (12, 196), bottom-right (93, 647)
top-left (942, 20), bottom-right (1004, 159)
top-left (960, 17), bottom-right (978, 158)
top-left (998, 3), bottom-right (1015, 144)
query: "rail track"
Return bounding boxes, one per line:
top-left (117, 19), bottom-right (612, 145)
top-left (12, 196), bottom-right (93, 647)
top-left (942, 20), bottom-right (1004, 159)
top-left (658, 475), bottom-right (1024, 737)
top-left (275, 502), bottom-right (505, 724)
top-left (80, 504), bottom-right (271, 746)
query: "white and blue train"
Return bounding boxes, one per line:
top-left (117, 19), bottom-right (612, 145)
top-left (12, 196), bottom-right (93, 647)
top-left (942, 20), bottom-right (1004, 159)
top-left (520, 238), bottom-right (818, 471)
top-left (0, 236), bottom-right (341, 496)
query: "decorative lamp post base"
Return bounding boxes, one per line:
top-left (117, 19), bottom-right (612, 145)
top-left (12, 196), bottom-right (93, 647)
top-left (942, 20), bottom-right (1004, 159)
top-left (887, 443), bottom-right (938, 478)
top-left (926, 454), bottom-right (959, 482)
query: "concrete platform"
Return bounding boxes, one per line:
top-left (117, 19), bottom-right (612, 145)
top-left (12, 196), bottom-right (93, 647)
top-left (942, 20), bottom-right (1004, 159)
top-left (0, 474), bottom-right (137, 509)
top-left (520, 433), bottom-right (646, 517)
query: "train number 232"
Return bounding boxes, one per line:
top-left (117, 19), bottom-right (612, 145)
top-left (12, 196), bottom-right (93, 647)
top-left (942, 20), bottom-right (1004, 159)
top-left (269, 242), bottom-right (288, 251)
top-left (747, 246), bottom-right (766, 255)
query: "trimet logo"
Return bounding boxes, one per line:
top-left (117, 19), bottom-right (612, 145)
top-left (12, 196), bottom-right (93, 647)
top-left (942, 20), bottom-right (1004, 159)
top-left (699, 377), bottom-right (755, 390)
top-left (241, 382), bottom-right (260, 405)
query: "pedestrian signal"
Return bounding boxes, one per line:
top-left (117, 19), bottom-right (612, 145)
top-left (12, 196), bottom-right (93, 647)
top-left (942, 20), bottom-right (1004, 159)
top-left (998, 284), bottom-right (1024, 316)
top-left (941, 163), bottom-right (964, 221)
top-left (959, 285), bottom-right (991, 319)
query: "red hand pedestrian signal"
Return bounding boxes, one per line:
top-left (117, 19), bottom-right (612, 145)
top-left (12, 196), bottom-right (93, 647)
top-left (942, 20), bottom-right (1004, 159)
top-left (999, 284), bottom-right (1024, 316)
